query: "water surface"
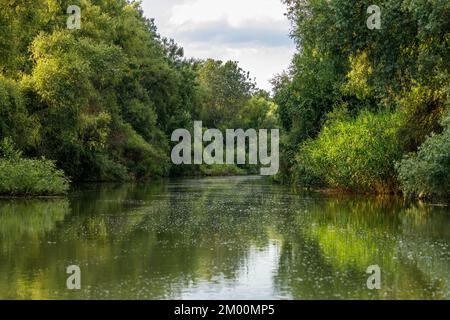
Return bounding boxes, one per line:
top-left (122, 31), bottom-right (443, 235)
top-left (0, 176), bottom-right (449, 299)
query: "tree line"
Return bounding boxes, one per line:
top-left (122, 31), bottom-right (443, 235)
top-left (0, 0), bottom-right (275, 195)
top-left (0, 0), bottom-right (448, 200)
top-left (273, 0), bottom-right (449, 200)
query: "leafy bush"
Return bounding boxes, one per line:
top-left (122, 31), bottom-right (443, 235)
top-left (397, 114), bottom-right (450, 199)
top-left (0, 139), bottom-right (69, 196)
top-left (0, 76), bottom-right (35, 149)
top-left (117, 122), bottom-right (169, 180)
top-left (0, 159), bottom-right (70, 196)
top-left (396, 85), bottom-right (447, 153)
top-left (0, 137), bottom-right (22, 160)
top-left (295, 111), bottom-right (402, 193)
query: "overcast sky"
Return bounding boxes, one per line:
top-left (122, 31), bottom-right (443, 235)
top-left (140, 0), bottom-right (295, 91)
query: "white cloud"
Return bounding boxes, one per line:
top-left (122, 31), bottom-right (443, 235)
top-left (140, 0), bottom-right (295, 91)
top-left (169, 0), bottom-right (287, 27)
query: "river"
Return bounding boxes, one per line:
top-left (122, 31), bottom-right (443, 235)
top-left (0, 176), bottom-right (449, 299)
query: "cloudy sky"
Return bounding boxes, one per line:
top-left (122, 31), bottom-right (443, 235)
top-left (140, 0), bottom-right (296, 91)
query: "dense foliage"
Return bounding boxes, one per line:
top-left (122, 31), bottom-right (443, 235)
top-left (397, 111), bottom-right (450, 199)
top-left (1, 0), bottom-right (448, 200)
top-left (0, 138), bottom-right (69, 196)
top-left (274, 0), bottom-right (449, 199)
top-left (0, 0), bottom-right (275, 193)
top-left (296, 111), bottom-right (402, 193)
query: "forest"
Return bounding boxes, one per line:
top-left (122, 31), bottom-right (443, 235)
top-left (0, 0), bottom-right (449, 200)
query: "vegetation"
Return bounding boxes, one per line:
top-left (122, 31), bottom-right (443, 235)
top-left (273, 0), bottom-right (449, 199)
top-left (0, 0), bottom-right (275, 195)
top-left (296, 110), bottom-right (402, 193)
top-left (397, 111), bottom-right (450, 199)
top-left (0, 138), bottom-right (69, 196)
top-left (0, 0), bottom-right (448, 200)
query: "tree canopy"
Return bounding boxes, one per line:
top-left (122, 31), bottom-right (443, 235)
top-left (0, 0), bottom-right (275, 182)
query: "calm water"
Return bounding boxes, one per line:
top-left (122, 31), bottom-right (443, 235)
top-left (0, 176), bottom-right (449, 300)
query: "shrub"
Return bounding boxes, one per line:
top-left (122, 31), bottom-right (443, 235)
top-left (0, 158), bottom-right (70, 196)
top-left (0, 139), bottom-right (69, 196)
top-left (397, 114), bottom-right (450, 199)
top-left (295, 110), bottom-right (402, 193)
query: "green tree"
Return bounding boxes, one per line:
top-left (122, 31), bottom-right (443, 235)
top-left (198, 59), bottom-right (256, 128)
top-left (276, 0), bottom-right (449, 196)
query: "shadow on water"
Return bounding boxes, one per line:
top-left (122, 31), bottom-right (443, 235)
top-left (0, 176), bottom-right (449, 299)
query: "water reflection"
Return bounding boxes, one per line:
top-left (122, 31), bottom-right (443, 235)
top-left (0, 177), bottom-right (448, 299)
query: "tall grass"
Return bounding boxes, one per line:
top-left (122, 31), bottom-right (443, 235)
top-left (295, 111), bottom-right (402, 194)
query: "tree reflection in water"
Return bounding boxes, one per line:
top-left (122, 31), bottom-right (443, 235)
top-left (0, 177), bottom-right (448, 299)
